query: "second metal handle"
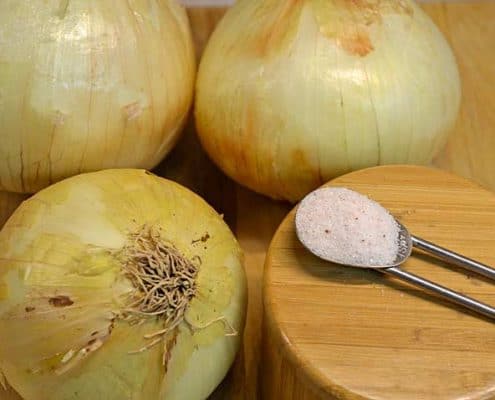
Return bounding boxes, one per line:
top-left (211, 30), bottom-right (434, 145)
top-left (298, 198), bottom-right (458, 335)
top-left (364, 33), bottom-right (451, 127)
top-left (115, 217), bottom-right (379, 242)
top-left (382, 266), bottom-right (495, 320)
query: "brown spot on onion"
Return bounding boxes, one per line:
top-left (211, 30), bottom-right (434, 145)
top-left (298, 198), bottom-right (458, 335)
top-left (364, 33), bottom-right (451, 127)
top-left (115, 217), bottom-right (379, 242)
top-left (108, 320), bottom-right (115, 334)
top-left (163, 329), bottom-right (179, 371)
top-left (339, 30), bottom-right (374, 57)
top-left (192, 232), bottom-right (211, 244)
top-left (48, 296), bottom-right (74, 307)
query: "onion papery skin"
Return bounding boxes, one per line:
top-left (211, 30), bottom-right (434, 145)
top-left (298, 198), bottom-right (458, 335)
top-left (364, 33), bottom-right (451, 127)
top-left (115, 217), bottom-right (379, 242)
top-left (195, 0), bottom-right (461, 202)
top-left (0, 169), bottom-right (246, 400)
top-left (0, 1), bottom-right (196, 194)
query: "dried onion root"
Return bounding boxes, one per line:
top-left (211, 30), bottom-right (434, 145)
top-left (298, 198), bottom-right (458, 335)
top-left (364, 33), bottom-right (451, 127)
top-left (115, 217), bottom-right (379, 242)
top-left (118, 225), bottom-right (236, 357)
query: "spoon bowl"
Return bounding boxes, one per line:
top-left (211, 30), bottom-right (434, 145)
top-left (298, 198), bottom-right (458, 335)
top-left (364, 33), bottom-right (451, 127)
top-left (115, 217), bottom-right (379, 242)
top-left (295, 215), bottom-right (413, 269)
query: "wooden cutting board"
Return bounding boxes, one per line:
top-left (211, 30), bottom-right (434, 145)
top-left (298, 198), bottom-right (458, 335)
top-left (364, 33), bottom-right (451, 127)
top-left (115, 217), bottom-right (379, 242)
top-left (0, 382), bottom-right (21, 400)
top-left (262, 165), bottom-right (495, 400)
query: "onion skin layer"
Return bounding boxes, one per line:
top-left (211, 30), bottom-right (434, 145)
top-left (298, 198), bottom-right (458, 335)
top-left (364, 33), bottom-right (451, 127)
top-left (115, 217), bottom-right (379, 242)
top-left (0, 169), bottom-right (246, 400)
top-left (195, 0), bottom-right (461, 202)
top-left (0, 1), bottom-right (196, 194)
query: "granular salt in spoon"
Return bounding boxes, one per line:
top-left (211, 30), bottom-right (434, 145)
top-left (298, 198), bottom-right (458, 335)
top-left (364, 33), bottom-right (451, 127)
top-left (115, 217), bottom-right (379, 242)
top-left (295, 187), bottom-right (495, 320)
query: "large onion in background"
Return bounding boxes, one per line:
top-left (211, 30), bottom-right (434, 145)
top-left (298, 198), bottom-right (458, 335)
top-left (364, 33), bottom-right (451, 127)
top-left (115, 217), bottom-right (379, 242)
top-left (195, 0), bottom-right (461, 202)
top-left (0, 169), bottom-right (246, 400)
top-left (0, 1), bottom-right (195, 194)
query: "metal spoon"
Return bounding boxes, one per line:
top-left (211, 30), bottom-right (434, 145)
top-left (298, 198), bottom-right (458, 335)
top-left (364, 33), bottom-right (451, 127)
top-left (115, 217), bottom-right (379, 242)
top-left (296, 210), bottom-right (495, 320)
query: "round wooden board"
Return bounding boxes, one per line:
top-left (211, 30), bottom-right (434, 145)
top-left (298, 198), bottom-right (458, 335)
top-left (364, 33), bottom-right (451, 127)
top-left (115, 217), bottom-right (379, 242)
top-left (262, 165), bottom-right (495, 400)
top-left (1, 381), bottom-right (22, 400)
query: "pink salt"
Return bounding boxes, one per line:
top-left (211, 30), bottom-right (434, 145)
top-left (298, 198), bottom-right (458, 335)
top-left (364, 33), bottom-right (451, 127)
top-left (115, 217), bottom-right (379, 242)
top-left (295, 187), bottom-right (399, 266)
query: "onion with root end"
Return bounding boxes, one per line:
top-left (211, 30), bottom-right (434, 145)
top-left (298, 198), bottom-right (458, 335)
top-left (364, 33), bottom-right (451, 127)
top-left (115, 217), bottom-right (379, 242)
top-left (0, 169), bottom-right (246, 400)
top-left (195, 0), bottom-right (461, 202)
top-left (0, 1), bottom-right (195, 194)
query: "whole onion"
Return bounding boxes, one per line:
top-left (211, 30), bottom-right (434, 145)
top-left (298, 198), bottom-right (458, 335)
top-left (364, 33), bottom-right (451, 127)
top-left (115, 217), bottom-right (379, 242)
top-left (0, 1), bottom-right (195, 193)
top-left (195, 0), bottom-right (461, 202)
top-left (0, 169), bottom-right (246, 400)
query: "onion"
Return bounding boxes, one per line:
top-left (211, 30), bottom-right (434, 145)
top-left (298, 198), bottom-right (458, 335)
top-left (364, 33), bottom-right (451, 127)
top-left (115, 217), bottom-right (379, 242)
top-left (195, 0), bottom-right (461, 202)
top-left (0, 169), bottom-right (246, 400)
top-left (0, 1), bottom-right (195, 194)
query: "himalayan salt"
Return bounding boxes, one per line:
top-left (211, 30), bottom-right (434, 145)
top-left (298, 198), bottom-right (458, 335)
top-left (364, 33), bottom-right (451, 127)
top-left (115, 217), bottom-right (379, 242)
top-left (295, 187), bottom-right (400, 266)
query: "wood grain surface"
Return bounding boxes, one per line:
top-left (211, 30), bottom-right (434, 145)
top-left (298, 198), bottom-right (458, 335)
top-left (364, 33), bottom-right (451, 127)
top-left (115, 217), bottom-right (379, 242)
top-left (0, 2), bottom-right (493, 399)
top-left (0, 382), bottom-right (21, 400)
top-left (0, 192), bottom-right (27, 229)
top-left (426, 1), bottom-right (495, 191)
top-left (262, 165), bottom-right (495, 400)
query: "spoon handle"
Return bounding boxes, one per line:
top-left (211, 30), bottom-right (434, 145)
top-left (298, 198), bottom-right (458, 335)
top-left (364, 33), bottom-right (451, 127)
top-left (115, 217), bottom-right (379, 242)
top-left (383, 267), bottom-right (495, 320)
top-left (411, 235), bottom-right (495, 281)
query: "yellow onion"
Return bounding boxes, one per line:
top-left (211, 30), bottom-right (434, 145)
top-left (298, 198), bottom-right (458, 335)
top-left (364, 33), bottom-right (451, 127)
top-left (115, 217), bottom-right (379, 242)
top-left (195, 0), bottom-right (461, 202)
top-left (0, 169), bottom-right (246, 400)
top-left (0, 1), bottom-right (195, 194)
